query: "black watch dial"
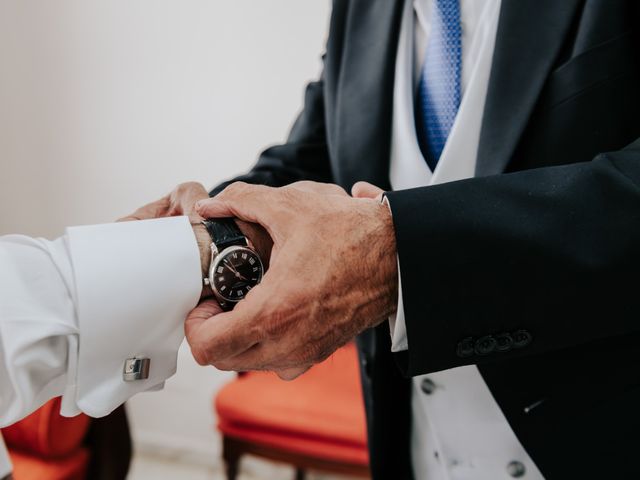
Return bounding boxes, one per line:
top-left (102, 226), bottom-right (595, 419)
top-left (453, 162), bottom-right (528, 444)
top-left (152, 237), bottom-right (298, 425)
top-left (211, 246), bottom-right (263, 302)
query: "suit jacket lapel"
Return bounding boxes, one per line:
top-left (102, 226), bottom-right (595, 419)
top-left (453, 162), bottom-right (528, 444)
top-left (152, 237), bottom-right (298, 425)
top-left (475, 0), bottom-right (582, 176)
top-left (333, 0), bottom-right (404, 190)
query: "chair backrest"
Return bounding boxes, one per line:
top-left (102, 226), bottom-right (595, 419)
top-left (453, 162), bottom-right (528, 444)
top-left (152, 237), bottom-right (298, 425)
top-left (2, 399), bottom-right (132, 480)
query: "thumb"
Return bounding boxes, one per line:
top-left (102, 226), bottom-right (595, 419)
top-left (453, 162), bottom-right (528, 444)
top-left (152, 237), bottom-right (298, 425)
top-left (184, 298), bottom-right (224, 338)
top-left (351, 181), bottom-right (385, 201)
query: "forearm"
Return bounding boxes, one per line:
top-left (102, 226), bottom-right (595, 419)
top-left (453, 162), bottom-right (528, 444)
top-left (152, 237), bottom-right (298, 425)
top-left (387, 144), bottom-right (640, 376)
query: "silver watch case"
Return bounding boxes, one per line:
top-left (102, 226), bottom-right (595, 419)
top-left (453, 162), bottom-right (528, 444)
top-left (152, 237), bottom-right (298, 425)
top-left (205, 243), bottom-right (264, 305)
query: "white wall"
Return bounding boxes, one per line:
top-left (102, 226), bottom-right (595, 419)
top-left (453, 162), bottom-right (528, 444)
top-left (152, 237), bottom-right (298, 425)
top-left (0, 0), bottom-right (330, 466)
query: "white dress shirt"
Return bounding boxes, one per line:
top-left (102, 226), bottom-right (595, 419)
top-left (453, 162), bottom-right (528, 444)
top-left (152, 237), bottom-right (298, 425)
top-left (0, 216), bottom-right (202, 476)
top-left (387, 0), bottom-right (544, 478)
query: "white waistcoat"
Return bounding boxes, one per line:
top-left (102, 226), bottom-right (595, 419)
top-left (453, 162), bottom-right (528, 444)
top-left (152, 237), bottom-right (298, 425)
top-left (388, 0), bottom-right (544, 478)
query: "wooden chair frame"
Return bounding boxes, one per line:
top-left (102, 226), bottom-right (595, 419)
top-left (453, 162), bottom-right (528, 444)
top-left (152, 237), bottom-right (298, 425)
top-left (222, 435), bottom-right (370, 480)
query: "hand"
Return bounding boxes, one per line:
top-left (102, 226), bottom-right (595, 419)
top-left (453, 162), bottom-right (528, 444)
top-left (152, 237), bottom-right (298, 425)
top-left (185, 180), bottom-right (398, 380)
top-left (119, 181), bottom-right (210, 224)
top-left (119, 181), bottom-right (274, 279)
top-left (187, 180), bottom-right (349, 379)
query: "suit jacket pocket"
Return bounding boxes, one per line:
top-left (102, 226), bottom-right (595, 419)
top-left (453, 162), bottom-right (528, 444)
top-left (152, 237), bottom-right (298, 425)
top-left (537, 31), bottom-right (637, 111)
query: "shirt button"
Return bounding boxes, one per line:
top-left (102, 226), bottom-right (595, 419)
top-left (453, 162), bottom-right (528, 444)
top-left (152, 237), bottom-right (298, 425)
top-left (507, 460), bottom-right (526, 478)
top-left (420, 377), bottom-right (436, 395)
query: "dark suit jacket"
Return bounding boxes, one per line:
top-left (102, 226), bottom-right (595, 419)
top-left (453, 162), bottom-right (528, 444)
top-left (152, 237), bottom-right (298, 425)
top-left (211, 1), bottom-right (640, 478)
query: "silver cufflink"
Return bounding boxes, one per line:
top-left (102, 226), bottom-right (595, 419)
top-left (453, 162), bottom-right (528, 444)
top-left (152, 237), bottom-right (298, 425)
top-left (123, 357), bottom-right (150, 381)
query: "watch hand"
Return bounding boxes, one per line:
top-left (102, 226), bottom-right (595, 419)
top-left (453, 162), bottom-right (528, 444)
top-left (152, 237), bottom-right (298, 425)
top-left (224, 259), bottom-right (249, 281)
top-left (224, 259), bottom-right (239, 275)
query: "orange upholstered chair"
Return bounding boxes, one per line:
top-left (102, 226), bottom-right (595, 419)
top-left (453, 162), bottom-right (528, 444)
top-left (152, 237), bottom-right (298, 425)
top-left (1, 397), bottom-right (132, 480)
top-left (215, 343), bottom-right (370, 480)
top-left (1, 398), bottom-right (90, 480)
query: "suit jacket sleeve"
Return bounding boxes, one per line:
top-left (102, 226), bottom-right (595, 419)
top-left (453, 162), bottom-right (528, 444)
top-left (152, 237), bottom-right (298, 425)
top-left (210, 72), bottom-right (333, 196)
top-left (386, 138), bottom-right (640, 376)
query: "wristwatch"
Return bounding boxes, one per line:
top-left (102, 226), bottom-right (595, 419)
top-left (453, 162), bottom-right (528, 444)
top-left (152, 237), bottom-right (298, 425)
top-left (202, 218), bottom-right (264, 311)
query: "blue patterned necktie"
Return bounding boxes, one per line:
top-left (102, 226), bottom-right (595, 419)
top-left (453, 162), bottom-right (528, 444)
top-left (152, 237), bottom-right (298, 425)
top-left (415, 0), bottom-right (462, 171)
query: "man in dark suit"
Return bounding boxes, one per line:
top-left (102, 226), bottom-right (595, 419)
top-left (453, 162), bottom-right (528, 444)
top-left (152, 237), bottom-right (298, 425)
top-left (132, 0), bottom-right (640, 478)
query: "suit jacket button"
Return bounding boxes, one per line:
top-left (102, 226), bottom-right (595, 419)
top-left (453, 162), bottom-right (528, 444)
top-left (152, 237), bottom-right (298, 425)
top-left (474, 335), bottom-right (497, 355)
top-left (512, 330), bottom-right (532, 349)
top-left (420, 378), bottom-right (436, 395)
top-left (495, 333), bottom-right (513, 352)
top-left (507, 461), bottom-right (526, 477)
top-left (456, 337), bottom-right (475, 358)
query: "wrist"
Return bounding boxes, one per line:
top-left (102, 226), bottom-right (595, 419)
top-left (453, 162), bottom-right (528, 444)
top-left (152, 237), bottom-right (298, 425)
top-left (372, 200), bottom-right (399, 319)
top-left (192, 223), bottom-right (212, 278)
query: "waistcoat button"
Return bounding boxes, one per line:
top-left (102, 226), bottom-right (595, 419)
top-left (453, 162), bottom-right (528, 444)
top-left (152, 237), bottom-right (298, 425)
top-left (420, 378), bottom-right (436, 395)
top-left (507, 460), bottom-right (526, 478)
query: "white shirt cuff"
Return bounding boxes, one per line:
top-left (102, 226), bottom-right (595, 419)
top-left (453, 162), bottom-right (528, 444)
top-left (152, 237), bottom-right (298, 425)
top-left (382, 196), bottom-right (409, 352)
top-left (67, 216), bottom-right (202, 417)
top-left (388, 257), bottom-right (409, 352)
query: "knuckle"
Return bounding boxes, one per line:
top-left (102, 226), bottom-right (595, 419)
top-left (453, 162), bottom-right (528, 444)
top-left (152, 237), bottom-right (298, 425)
top-left (330, 184), bottom-right (348, 195)
top-left (292, 180), bottom-right (314, 191)
top-left (177, 181), bottom-right (199, 192)
top-left (277, 370), bottom-right (298, 381)
top-left (289, 181), bottom-right (346, 197)
top-left (190, 343), bottom-right (210, 366)
top-left (212, 360), bottom-right (233, 372)
top-left (224, 181), bottom-right (249, 197)
top-left (174, 182), bottom-right (199, 199)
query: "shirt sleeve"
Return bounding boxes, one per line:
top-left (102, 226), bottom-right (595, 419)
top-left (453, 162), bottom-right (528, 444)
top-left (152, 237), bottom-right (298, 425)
top-left (383, 196), bottom-right (409, 352)
top-left (0, 216), bottom-right (202, 426)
